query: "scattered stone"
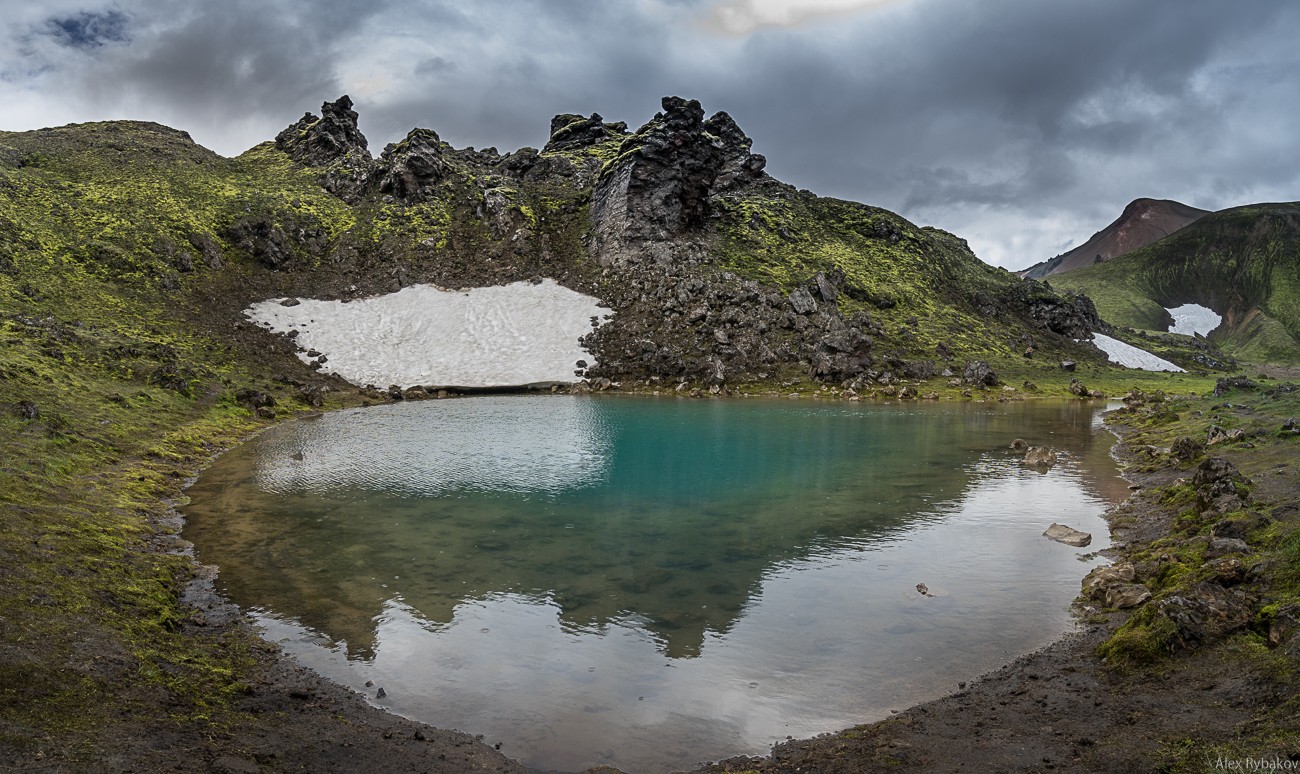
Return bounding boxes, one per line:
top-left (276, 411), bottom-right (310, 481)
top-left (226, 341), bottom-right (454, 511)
top-left (279, 297), bottom-right (301, 307)
top-left (915, 583), bottom-right (933, 597)
top-left (297, 385), bottom-right (325, 407)
top-left (1060, 360), bottom-right (1076, 372)
top-left (1205, 557), bottom-right (1248, 586)
top-left (1279, 418), bottom-right (1299, 437)
top-left (1205, 537), bottom-right (1249, 558)
top-left (788, 286), bottom-right (818, 315)
top-left (376, 687), bottom-right (387, 699)
top-left (812, 271), bottom-right (839, 303)
top-left (1068, 378), bottom-right (1089, 397)
top-left (404, 385), bottom-right (429, 400)
top-left (1082, 563), bottom-right (1136, 599)
top-left (1169, 436), bottom-right (1204, 463)
top-left (11, 400), bottom-right (39, 420)
top-left (962, 360), bottom-right (998, 387)
top-left (1209, 520), bottom-right (1248, 541)
top-left (1192, 456), bottom-right (1250, 511)
top-left (234, 388), bottom-right (276, 409)
top-left (1214, 377), bottom-right (1259, 396)
top-left (386, 385), bottom-right (405, 401)
top-left (1268, 605), bottom-right (1300, 649)
top-left (1104, 583), bottom-right (1152, 610)
top-left (1023, 446), bottom-right (1059, 469)
top-left (1157, 581), bottom-right (1254, 649)
top-left (1043, 523), bottom-right (1092, 547)
top-left (1206, 425), bottom-right (1245, 445)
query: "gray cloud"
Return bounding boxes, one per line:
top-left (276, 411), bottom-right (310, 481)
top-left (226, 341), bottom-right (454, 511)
top-left (45, 9), bottom-right (130, 49)
top-left (0, 0), bottom-right (1296, 268)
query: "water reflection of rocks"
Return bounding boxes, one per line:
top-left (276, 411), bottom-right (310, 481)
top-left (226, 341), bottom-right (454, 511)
top-left (184, 396), bottom-right (1121, 661)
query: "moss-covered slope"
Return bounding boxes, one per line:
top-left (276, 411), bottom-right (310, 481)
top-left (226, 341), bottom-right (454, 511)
top-left (1051, 203), bottom-right (1300, 365)
top-left (0, 96), bottom-right (1248, 767)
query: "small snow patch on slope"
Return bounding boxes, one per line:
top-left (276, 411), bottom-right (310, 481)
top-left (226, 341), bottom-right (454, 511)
top-left (1166, 303), bottom-right (1221, 337)
top-left (1091, 333), bottom-right (1184, 372)
top-left (245, 280), bottom-right (611, 388)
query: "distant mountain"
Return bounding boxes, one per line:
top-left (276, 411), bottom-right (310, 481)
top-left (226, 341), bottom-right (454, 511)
top-left (1050, 202), bottom-right (1300, 364)
top-left (1019, 198), bottom-right (1210, 279)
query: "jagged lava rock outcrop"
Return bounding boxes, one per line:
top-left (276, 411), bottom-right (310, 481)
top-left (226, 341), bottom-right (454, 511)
top-left (261, 95), bottom-right (1106, 388)
top-left (591, 97), bottom-right (766, 266)
top-left (275, 95), bottom-right (375, 202)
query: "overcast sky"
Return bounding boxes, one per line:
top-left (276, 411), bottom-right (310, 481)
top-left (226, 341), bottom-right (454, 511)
top-left (2, 0), bottom-right (1297, 269)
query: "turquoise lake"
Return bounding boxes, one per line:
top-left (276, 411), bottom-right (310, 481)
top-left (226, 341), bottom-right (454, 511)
top-left (182, 395), bottom-right (1126, 773)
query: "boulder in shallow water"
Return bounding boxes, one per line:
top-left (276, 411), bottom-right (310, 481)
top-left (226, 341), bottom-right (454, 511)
top-left (1043, 523), bottom-right (1092, 547)
top-left (1023, 446), bottom-right (1058, 469)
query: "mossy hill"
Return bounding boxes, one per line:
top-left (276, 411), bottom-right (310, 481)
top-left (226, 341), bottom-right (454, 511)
top-left (1051, 203), bottom-right (1300, 365)
top-left (0, 94), bottom-right (1247, 768)
top-left (1, 95), bottom-right (1140, 402)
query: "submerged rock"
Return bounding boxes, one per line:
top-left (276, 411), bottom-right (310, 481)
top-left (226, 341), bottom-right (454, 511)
top-left (1043, 523), bottom-right (1092, 547)
top-left (1023, 446), bottom-right (1058, 469)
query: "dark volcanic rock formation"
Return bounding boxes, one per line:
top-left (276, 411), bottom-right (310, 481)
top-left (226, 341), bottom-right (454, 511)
top-left (247, 94), bottom-right (1114, 388)
top-left (589, 97), bottom-right (767, 267)
top-left (542, 113), bottom-right (628, 154)
top-left (377, 128), bottom-right (451, 203)
top-left (274, 95), bottom-right (376, 202)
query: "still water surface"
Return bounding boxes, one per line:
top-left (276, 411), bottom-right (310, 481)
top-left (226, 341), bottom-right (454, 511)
top-left (183, 396), bottom-right (1125, 772)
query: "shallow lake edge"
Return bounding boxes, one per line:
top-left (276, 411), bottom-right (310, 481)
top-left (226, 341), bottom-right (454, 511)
top-left (168, 392), bottom-right (1132, 773)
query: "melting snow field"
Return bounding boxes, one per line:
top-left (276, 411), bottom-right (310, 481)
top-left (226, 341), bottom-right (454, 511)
top-left (1090, 333), bottom-right (1185, 372)
top-left (245, 280), bottom-right (611, 388)
top-left (1166, 303), bottom-right (1221, 337)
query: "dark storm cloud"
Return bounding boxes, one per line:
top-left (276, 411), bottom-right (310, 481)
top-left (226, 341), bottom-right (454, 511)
top-left (3, 0), bottom-right (1296, 266)
top-left (43, 0), bottom-right (396, 144)
top-left (357, 0), bottom-right (686, 153)
top-left (45, 9), bottom-right (130, 49)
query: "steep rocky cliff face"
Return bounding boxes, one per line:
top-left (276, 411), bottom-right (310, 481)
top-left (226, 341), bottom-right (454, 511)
top-left (1, 95), bottom-right (1113, 393)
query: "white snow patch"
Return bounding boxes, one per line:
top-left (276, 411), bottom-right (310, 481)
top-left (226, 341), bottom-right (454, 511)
top-left (245, 280), bottom-right (612, 388)
top-left (1166, 303), bottom-right (1221, 337)
top-left (1090, 333), bottom-right (1185, 372)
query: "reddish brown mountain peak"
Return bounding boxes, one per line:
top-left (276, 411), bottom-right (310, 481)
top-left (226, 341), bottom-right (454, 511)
top-left (1019, 198), bottom-right (1211, 279)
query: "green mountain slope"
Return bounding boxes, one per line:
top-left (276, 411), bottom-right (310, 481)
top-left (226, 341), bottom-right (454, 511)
top-left (0, 97), bottom-right (1232, 766)
top-left (1050, 202), bottom-right (1300, 364)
